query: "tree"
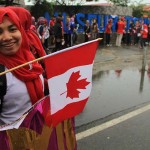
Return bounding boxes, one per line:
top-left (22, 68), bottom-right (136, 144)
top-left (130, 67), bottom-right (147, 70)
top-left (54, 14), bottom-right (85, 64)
top-left (28, 0), bottom-right (85, 6)
top-left (109, 0), bottom-right (131, 7)
top-left (0, 0), bottom-right (19, 6)
top-left (47, 0), bottom-right (85, 5)
top-left (131, 4), bottom-right (144, 18)
top-left (30, 0), bottom-right (54, 19)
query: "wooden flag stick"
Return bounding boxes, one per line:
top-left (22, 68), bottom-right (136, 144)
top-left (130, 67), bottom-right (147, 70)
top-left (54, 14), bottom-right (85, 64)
top-left (0, 38), bottom-right (102, 76)
top-left (0, 55), bottom-right (46, 76)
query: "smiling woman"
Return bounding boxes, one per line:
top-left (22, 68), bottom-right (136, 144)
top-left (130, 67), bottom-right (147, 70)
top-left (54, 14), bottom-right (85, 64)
top-left (0, 7), bottom-right (44, 125)
top-left (0, 7), bottom-right (77, 150)
top-left (0, 17), bottom-right (22, 55)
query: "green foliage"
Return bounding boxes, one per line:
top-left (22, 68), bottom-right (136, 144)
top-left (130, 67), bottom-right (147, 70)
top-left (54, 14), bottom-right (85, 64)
top-left (30, 0), bottom-right (54, 19)
top-left (131, 4), bottom-right (149, 18)
top-left (132, 5), bottom-right (143, 18)
top-left (0, 0), bottom-right (19, 6)
top-left (109, 0), bottom-right (131, 7)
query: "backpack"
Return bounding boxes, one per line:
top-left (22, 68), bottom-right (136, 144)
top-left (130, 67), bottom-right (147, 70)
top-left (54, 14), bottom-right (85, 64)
top-left (0, 64), bottom-right (6, 113)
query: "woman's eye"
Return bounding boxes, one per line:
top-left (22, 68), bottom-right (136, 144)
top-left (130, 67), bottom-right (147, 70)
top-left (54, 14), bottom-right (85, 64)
top-left (0, 29), bottom-right (3, 34)
top-left (9, 28), bottom-right (18, 32)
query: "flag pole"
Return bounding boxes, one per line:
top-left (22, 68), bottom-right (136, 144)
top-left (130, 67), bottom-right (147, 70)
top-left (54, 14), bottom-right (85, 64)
top-left (0, 38), bottom-right (102, 76)
top-left (0, 56), bottom-right (46, 76)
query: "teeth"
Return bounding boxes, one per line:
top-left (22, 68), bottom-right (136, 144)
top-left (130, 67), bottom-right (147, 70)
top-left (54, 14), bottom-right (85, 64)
top-left (2, 43), bottom-right (14, 47)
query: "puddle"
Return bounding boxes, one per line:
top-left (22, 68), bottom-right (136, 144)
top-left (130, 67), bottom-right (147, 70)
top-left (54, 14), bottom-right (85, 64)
top-left (76, 64), bottom-right (150, 127)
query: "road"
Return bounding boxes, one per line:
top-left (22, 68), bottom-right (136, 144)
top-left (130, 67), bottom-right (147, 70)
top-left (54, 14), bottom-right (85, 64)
top-left (76, 45), bottom-right (150, 149)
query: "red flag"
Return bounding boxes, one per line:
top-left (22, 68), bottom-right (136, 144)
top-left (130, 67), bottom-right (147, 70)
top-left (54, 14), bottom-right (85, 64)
top-left (45, 39), bottom-right (99, 126)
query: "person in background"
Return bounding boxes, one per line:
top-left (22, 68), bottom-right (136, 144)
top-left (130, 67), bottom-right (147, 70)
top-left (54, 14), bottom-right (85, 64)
top-left (129, 20), bottom-right (135, 45)
top-left (91, 18), bottom-right (99, 40)
top-left (71, 14), bottom-right (78, 45)
top-left (147, 24), bottom-right (150, 45)
top-left (49, 15), bottom-right (56, 46)
top-left (140, 23), bottom-right (148, 49)
top-left (63, 16), bottom-right (70, 48)
top-left (116, 17), bottom-right (125, 47)
top-left (68, 14), bottom-right (76, 47)
top-left (53, 17), bottom-right (63, 52)
top-left (105, 18), bottom-right (113, 46)
top-left (122, 20), bottom-right (128, 45)
top-left (84, 20), bottom-right (91, 42)
top-left (30, 16), bottom-right (37, 32)
top-left (57, 14), bottom-right (64, 37)
top-left (37, 18), bottom-right (50, 54)
top-left (135, 20), bottom-right (141, 45)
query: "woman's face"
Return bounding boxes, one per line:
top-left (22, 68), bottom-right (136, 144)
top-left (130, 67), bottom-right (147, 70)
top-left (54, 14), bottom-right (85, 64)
top-left (0, 16), bottom-right (22, 55)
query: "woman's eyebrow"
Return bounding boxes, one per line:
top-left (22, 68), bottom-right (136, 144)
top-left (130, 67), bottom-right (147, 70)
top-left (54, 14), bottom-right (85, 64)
top-left (8, 24), bottom-right (16, 28)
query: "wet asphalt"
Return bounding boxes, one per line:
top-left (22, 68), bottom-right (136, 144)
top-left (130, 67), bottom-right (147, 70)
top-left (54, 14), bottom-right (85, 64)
top-left (76, 45), bottom-right (150, 150)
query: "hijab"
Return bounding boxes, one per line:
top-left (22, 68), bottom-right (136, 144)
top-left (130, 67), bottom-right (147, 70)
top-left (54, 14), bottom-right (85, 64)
top-left (0, 7), bottom-right (44, 104)
top-left (8, 6), bottom-right (46, 58)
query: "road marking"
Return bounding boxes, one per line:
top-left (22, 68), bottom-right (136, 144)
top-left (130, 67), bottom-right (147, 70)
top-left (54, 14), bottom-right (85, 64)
top-left (76, 104), bottom-right (150, 140)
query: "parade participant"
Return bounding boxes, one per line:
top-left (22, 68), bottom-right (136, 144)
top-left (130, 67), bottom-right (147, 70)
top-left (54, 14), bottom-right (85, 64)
top-left (105, 19), bottom-right (113, 46)
top-left (116, 17), bottom-right (125, 47)
top-left (0, 7), bottom-right (45, 125)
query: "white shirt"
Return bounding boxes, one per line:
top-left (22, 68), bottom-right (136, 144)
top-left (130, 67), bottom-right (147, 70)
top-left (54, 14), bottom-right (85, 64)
top-left (0, 68), bottom-right (44, 125)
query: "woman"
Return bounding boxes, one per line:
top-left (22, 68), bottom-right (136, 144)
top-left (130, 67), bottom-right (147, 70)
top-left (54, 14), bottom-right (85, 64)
top-left (0, 7), bottom-right (76, 150)
top-left (53, 17), bottom-right (63, 52)
top-left (115, 17), bottom-right (125, 47)
top-left (84, 20), bottom-right (91, 42)
top-left (91, 18), bottom-right (99, 40)
top-left (0, 7), bottom-right (45, 125)
top-left (105, 19), bottom-right (113, 46)
top-left (37, 18), bottom-right (50, 54)
top-left (140, 24), bottom-right (148, 49)
top-left (135, 20), bottom-right (141, 45)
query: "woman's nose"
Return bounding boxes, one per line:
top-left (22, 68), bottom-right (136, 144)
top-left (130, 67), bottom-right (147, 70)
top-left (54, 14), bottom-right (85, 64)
top-left (1, 31), bottom-right (12, 41)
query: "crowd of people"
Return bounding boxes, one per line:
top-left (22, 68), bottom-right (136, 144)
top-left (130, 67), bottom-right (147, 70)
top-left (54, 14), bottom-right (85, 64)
top-left (33, 14), bottom-right (78, 54)
top-left (31, 14), bottom-right (101, 54)
top-left (106, 17), bottom-right (150, 49)
top-left (34, 14), bottom-right (150, 53)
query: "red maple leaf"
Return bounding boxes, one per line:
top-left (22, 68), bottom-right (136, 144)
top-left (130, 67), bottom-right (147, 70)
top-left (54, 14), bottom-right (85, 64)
top-left (65, 71), bottom-right (90, 99)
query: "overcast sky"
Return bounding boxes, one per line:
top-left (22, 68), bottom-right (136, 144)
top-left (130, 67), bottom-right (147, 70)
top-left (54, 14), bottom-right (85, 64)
top-left (130, 0), bottom-right (150, 4)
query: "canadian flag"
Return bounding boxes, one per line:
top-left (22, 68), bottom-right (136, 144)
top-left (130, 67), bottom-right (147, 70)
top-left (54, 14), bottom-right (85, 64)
top-left (44, 39), bottom-right (99, 126)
